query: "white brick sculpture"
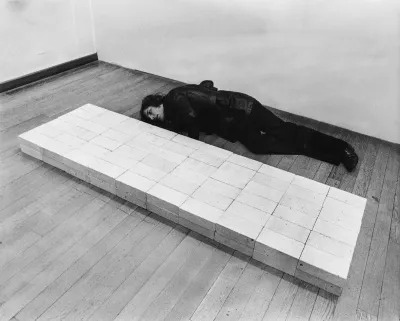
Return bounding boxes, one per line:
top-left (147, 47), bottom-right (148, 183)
top-left (19, 104), bottom-right (367, 295)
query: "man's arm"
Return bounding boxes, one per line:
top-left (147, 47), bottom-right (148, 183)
top-left (173, 93), bottom-right (200, 140)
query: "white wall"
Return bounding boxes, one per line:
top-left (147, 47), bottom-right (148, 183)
top-left (92, 0), bottom-right (400, 143)
top-left (0, 0), bottom-right (96, 83)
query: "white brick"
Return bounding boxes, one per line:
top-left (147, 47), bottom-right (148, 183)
top-left (258, 164), bottom-right (295, 182)
top-left (179, 198), bottom-right (224, 231)
top-left (161, 140), bottom-right (196, 157)
top-left (54, 133), bottom-right (86, 148)
top-left (178, 158), bottom-right (217, 177)
top-left (179, 217), bottom-right (215, 239)
top-left (89, 175), bottom-right (116, 194)
top-left (20, 144), bottom-right (43, 160)
top-left (115, 170), bottom-right (156, 206)
top-left (192, 185), bottom-right (234, 211)
top-left (215, 233), bottom-right (254, 257)
top-left (319, 201), bottom-right (363, 232)
top-left (31, 123), bottom-right (64, 139)
top-left (91, 111), bottom-right (127, 127)
top-left (264, 216), bottom-right (310, 244)
top-left (159, 173), bottom-right (200, 195)
top-left (255, 227), bottom-right (304, 276)
top-left (129, 132), bottom-right (170, 148)
top-left (227, 154), bottom-right (262, 171)
top-left (199, 144), bottom-right (232, 160)
top-left (42, 155), bottom-right (70, 173)
top-left (256, 228), bottom-right (304, 260)
top-left (306, 231), bottom-right (354, 260)
top-left (292, 175), bottom-right (330, 195)
top-left (170, 166), bottom-right (209, 186)
top-left (172, 134), bottom-right (204, 149)
top-left (156, 148), bottom-right (187, 164)
top-left (147, 125), bottom-right (177, 140)
top-left (284, 184), bottom-right (326, 208)
top-left (253, 247), bottom-right (298, 276)
top-left (147, 202), bottom-right (179, 223)
top-left (243, 181), bottom-right (285, 203)
top-left (189, 149), bottom-right (226, 168)
top-left (294, 268), bottom-right (342, 296)
top-left (313, 218), bottom-right (359, 246)
top-left (323, 197), bottom-right (365, 219)
top-left (216, 212), bottom-right (264, 247)
top-left (236, 191), bottom-right (277, 214)
top-left (101, 128), bottom-right (133, 143)
top-left (130, 162), bottom-right (168, 182)
top-left (147, 183), bottom-right (188, 215)
top-left (60, 117), bottom-right (107, 135)
top-left (328, 187), bottom-right (367, 208)
top-left (87, 158), bottom-right (127, 183)
top-left (63, 149), bottom-right (97, 168)
top-left (252, 172), bottom-right (292, 192)
top-left (90, 135), bottom-right (123, 151)
top-left (225, 200), bottom-right (271, 227)
top-left (211, 162), bottom-right (256, 189)
top-left (273, 205), bottom-right (317, 230)
top-left (141, 153), bottom-right (178, 174)
top-left (111, 118), bottom-right (143, 136)
top-left (18, 131), bottom-right (54, 151)
top-left (297, 245), bottom-right (350, 288)
top-left (201, 178), bottom-right (241, 199)
top-left (101, 150), bottom-right (139, 169)
top-left (78, 143), bottom-right (109, 158)
top-left (113, 145), bottom-right (149, 161)
top-left (279, 194), bottom-right (321, 217)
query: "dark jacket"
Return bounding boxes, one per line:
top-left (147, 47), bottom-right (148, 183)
top-left (163, 80), bottom-right (258, 142)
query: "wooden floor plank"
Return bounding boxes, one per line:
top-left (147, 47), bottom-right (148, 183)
top-left (162, 245), bottom-right (233, 321)
top-left (309, 290), bottom-right (338, 321)
top-left (0, 196), bottom-right (122, 291)
top-left (285, 282), bottom-right (319, 320)
top-left (213, 260), bottom-right (266, 321)
top-left (48, 213), bottom-right (172, 321)
top-left (0, 205), bottom-right (130, 321)
top-left (111, 232), bottom-right (201, 321)
top-left (134, 235), bottom-right (219, 321)
top-left (86, 226), bottom-right (188, 321)
top-left (260, 274), bottom-right (299, 321)
top-left (237, 265), bottom-right (283, 321)
top-left (389, 169), bottom-right (400, 244)
top-left (190, 252), bottom-right (249, 321)
top-left (14, 209), bottom-right (146, 321)
top-left (358, 145), bottom-right (400, 316)
top-left (377, 239), bottom-right (400, 321)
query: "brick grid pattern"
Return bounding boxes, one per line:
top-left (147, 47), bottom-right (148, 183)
top-left (18, 104), bottom-right (367, 296)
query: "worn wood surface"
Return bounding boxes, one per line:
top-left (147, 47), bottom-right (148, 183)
top-left (0, 61), bottom-right (399, 321)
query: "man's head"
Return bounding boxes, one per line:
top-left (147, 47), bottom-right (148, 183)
top-left (140, 94), bottom-right (165, 124)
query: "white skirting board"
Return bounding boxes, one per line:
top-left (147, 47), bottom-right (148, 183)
top-left (18, 104), bottom-right (367, 296)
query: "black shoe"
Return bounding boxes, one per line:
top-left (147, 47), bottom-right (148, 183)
top-left (342, 145), bottom-right (358, 172)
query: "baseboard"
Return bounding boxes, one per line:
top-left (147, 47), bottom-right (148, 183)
top-left (0, 53), bottom-right (98, 93)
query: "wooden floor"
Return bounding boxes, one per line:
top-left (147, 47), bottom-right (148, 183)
top-left (0, 61), bottom-right (399, 321)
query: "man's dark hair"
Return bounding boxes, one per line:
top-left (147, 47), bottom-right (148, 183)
top-left (140, 93), bottom-right (166, 126)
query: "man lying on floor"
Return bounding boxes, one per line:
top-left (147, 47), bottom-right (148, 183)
top-left (140, 80), bottom-right (359, 172)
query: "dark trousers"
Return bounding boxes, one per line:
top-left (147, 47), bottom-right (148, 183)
top-left (242, 103), bottom-right (348, 165)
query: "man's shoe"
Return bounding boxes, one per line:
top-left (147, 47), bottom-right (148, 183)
top-left (342, 146), bottom-right (358, 172)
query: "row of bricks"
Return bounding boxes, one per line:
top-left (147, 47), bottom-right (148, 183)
top-left (18, 104), bottom-right (367, 295)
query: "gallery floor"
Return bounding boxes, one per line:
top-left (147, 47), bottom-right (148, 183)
top-left (0, 61), bottom-right (399, 321)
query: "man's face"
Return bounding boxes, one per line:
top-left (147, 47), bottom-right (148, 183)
top-left (145, 105), bottom-right (164, 121)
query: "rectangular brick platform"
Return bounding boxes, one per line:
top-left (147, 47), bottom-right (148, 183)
top-left (18, 104), bottom-right (367, 295)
